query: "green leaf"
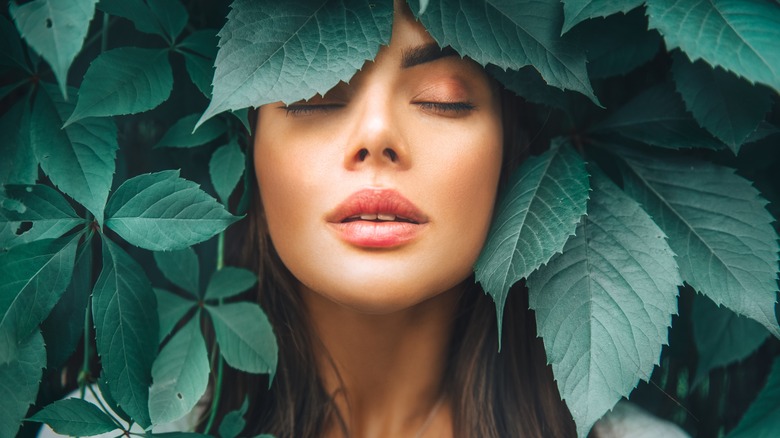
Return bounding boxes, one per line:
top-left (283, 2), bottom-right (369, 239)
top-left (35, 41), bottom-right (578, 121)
top-left (198, 0), bottom-right (393, 126)
top-left (218, 396), bottom-right (248, 438)
top-left (475, 140), bottom-right (589, 341)
top-left (92, 237), bottom-right (158, 428)
top-left (671, 52), bottom-right (773, 154)
top-left (154, 113), bottom-right (226, 149)
top-left (31, 85), bottom-right (118, 225)
top-left (646, 0), bottom-right (780, 93)
top-left (0, 16), bottom-right (29, 70)
top-left (0, 235), bottom-right (78, 364)
top-left (154, 247), bottom-right (200, 296)
top-left (149, 313), bottom-right (209, 425)
top-left (592, 83), bottom-right (727, 150)
top-left (692, 293), bottom-right (769, 386)
top-left (105, 170), bottom-right (241, 251)
top-left (183, 51), bottom-right (214, 98)
top-left (179, 29), bottom-right (218, 97)
top-left (154, 288), bottom-right (195, 343)
top-left (9, 0), bottom-right (98, 98)
top-left (64, 47), bottom-right (173, 126)
top-left (0, 96), bottom-right (37, 186)
top-left (527, 168), bottom-right (681, 438)
top-left (205, 267), bottom-right (257, 301)
top-left (410, 0), bottom-right (599, 105)
top-left (27, 398), bottom-right (119, 436)
top-left (0, 331), bottom-right (45, 438)
top-left (97, 374), bottom-right (131, 423)
top-left (146, 0), bottom-right (188, 41)
top-left (207, 302), bottom-right (277, 377)
top-left (3, 184), bottom-right (84, 245)
top-left (487, 65), bottom-right (572, 111)
top-left (41, 237), bottom-right (92, 369)
top-left (179, 29), bottom-right (218, 58)
top-left (561, 0), bottom-right (644, 34)
top-left (97, 0), bottom-right (180, 40)
top-left (618, 149), bottom-right (780, 338)
top-left (725, 356), bottom-right (780, 438)
top-left (209, 140), bottom-right (245, 205)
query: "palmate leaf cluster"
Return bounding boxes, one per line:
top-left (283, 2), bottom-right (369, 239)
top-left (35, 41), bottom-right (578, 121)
top-left (0, 0), bottom-right (778, 437)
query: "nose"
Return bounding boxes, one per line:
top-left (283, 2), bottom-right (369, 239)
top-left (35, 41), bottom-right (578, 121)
top-left (343, 96), bottom-right (410, 170)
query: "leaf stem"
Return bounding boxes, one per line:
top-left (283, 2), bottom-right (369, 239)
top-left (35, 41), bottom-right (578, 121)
top-left (101, 12), bottom-right (110, 53)
top-left (87, 384), bottom-right (126, 431)
top-left (217, 231), bottom-right (225, 271)
top-left (204, 350), bottom-right (224, 434)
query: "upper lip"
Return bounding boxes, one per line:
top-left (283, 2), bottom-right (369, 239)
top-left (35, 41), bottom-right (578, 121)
top-left (327, 189), bottom-right (428, 224)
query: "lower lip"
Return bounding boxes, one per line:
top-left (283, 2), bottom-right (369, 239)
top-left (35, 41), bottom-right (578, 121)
top-left (329, 221), bottom-right (425, 248)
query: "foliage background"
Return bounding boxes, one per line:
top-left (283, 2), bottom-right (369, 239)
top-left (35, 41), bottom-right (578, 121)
top-left (1, 0), bottom-right (779, 437)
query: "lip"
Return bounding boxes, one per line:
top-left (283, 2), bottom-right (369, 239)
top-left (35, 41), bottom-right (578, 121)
top-left (327, 189), bottom-right (429, 248)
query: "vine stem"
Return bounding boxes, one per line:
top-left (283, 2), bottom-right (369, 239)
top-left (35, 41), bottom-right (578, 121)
top-left (100, 12), bottom-right (109, 53)
top-left (87, 384), bottom-right (125, 431)
top-left (216, 231), bottom-right (225, 271)
top-left (79, 216), bottom-right (94, 398)
top-left (205, 231), bottom-right (227, 434)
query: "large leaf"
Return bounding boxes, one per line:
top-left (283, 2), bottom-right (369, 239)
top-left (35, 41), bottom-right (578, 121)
top-left (646, 0), bottom-right (780, 93)
top-left (527, 168), bottom-right (681, 438)
top-left (154, 247), bottom-right (200, 296)
top-left (209, 140), bottom-right (245, 205)
top-left (0, 331), bottom-right (45, 438)
top-left (198, 0), bottom-right (393, 126)
top-left (28, 398), bottom-right (119, 436)
top-left (31, 85), bottom-right (118, 225)
top-left (561, 0), bottom-right (644, 34)
top-left (0, 235), bottom-right (78, 364)
top-left (592, 83), bottom-right (727, 150)
top-left (154, 288), bottom-right (196, 343)
top-left (618, 149), bottom-right (780, 338)
top-left (0, 96), bottom-right (36, 186)
top-left (692, 293), bottom-right (769, 386)
top-left (64, 47), bottom-right (173, 126)
top-left (105, 170), bottom-right (240, 251)
top-left (92, 237), bottom-right (158, 428)
top-left (149, 313), bottom-right (209, 425)
top-left (207, 302), bottom-right (277, 377)
top-left (475, 140), bottom-right (589, 338)
top-left (3, 184), bottom-right (84, 245)
top-left (410, 0), bottom-right (599, 104)
top-left (154, 113), bottom-right (226, 149)
top-left (98, 0), bottom-right (186, 41)
top-left (725, 356), bottom-right (780, 438)
top-left (671, 52), bottom-right (773, 154)
top-left (9, 0), bottom-right (98, 98)
top-left (204, 267), bottom-right (257, 301)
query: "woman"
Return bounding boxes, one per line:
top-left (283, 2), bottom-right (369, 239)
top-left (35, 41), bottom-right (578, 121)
top-left (215, 2), bottom-right (577, 437)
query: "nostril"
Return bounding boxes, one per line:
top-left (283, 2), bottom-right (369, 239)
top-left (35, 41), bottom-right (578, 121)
top-left (383, 148), bottom-right (398, 162)
top-left (358, 149), bottom-right (369, 161)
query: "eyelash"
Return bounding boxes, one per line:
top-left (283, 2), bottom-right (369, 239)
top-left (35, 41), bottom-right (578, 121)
top-left (283, 104), bottom-right (342, 116)
top-left (281, 101), bottom-right (476, 116)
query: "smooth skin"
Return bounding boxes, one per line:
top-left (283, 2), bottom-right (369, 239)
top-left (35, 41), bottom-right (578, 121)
top-left (254, 3), bottom-right (503, 437)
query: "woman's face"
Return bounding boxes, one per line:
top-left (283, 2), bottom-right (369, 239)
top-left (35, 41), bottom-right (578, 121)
top-left (254, 8), bottom-right (503, 314)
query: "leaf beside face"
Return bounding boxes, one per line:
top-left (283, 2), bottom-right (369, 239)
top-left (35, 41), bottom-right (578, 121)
top-left (209, 140), bottom-right (246, 205)
top-left (475, 140), bottom-right (589, 340)
top-left (527, 168), bottom-right (681, 438)
top-left (618, 149), bottom-right (780, 338)
top-left (207, 302), bottom-right (277, 378)
top-left (105, 170), bottom-right (240, 251)
top-left (27, 398), bottom-right (119, 437)
top-left (0, 331), bottom-right (46, 438)
top-left (92, 238), bottom-right (158, 428)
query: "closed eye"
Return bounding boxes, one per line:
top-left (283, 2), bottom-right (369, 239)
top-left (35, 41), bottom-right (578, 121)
top-left (280, 104), bottom-right (344, 117)
top-left (415, 101), bottom-right (475, 115)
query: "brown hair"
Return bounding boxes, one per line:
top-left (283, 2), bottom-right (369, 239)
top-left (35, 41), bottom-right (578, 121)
top-left (209, 88), bottom-right (578, 437)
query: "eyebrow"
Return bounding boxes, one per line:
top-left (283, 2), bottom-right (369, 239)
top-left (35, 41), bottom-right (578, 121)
top-left (401, 44), bottom-right (458, 69)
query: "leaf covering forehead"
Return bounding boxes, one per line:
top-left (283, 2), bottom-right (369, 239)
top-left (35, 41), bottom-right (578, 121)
top-left (198, 0), bottom-right (393, 127)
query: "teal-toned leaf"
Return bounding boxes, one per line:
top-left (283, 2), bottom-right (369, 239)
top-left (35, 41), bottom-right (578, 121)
top-left (31, 85), bottom-right (118, 225)
top-left (0, 16), bottom-right (29, 70)
top-left (146, 0), bottom-right (188, 41)
top-left (230, 108), bottom-right (251, 134)
top-left (154, 288), bottom-right (195, 343)
top-left (0, 235), bottom-right (78, 364)
top-left (10, 0), bottom-right (98, 98)
top-left (198, 0), bottom-right (393, 126)
top-left (745, 122), bottom-right (780, 146)
top-left (527, 168), bottom-right (681, 438)
top-left (64, 47), bottom-right (173, 126)
top-left (149, 313), bottom-right (209, 425)
top-left (218, 396), bottom-right (248, 438)
top-left (0, 331), bottom-right (45, 438)
top-left (97, 0), bottom-right (167, 39)
top-left (41, 236), bottom-right (92, 369)
top-left (183, 52), bottom-right (214, 98)
top-left (725, 356), bottom-right (780, 438)
top-left (154, 247), bottom-right (200, 296)
top-left (154, 114), bottom-right (226, 149)
top-left (207, 302), bottom-right (277, 376)
top-left (618, 149), bottom-right (780, 338)
top-left (179, 29), bottom-right (218, 97)
top-left (209, 140), bottom-right (245, 205)
top-left (205, 267), bottom-right (257, 301)
top-left (646, 0), bottom-right (780, 93)
top-left (105, 170), bottom-right (241, 251)
top-left (693, 293), bottom-right (769, 386)
top-left (671, 52), bottom-right (773, 154)
top-left (487, 65), bottom-right (572, 111)
top-left (97, 375), bottom-right (131, 423)
top-left (475, 140), bottom-right (589, 340)
top-left (561, 0), bottom-right (644, 34)
top-left (4, 184), bottom-right (84, 245)
top-left (28, 398), bottom-right (119, 436)
top-left (568, 9), bottom-right (661, 79)
top-left (592, 83), bottom-right (727, 150)
top-left (0, 96), bottom-right (36, 186)
top-left (92, 238), bottom-right (158, 428)
top-left (179, 29), bottom-right (219, 58)
top-left (410, 0), bottom-right (599, 105)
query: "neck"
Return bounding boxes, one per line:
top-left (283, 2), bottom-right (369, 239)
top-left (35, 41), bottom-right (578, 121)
top-left (301, 284), bottom-right (462, 438)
